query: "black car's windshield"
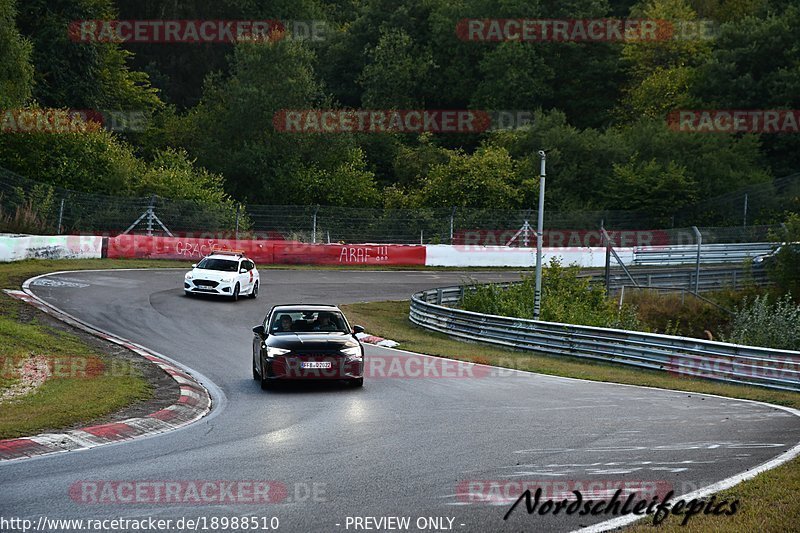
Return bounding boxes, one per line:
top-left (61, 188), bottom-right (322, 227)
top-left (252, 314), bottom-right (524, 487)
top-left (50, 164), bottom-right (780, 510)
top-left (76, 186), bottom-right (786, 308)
top-left (270, 310), bottom-right (350, 334)
top-left (196, 258), bottom-right (238, 272)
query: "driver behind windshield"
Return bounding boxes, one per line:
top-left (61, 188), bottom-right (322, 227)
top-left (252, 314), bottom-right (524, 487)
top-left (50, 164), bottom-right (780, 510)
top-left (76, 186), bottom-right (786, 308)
top-left (312, 312), bottom-right (338, 332)
top-left (274, 314), bottom-right (294, 332)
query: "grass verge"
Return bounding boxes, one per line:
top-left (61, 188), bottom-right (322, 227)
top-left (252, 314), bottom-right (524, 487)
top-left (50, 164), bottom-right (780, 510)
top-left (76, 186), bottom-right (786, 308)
top-left (339, 300), bottom-right (800, 532)
top-left (0, 259), bottom-right (187, 439)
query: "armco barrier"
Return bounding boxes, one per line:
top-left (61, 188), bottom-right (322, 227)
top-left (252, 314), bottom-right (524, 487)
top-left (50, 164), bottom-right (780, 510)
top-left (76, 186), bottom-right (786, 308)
top-left (409, 285), bottom-right (800, 392)
top-left (0, 234), bottom-right (103, 262)
top-left (633, 242), bottom-right (775, 265)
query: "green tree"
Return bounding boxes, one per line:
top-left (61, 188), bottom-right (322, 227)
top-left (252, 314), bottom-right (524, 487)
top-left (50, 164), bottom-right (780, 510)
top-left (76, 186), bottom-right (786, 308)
top-left (358, 28), bottom-right (432, 109)
top-left (181, 39), bottom-right (379, 205)
top-left (0, 0), bottom-right (33, 107)
top-left (15, 0), bottom-right (160, 112)
top-left (691, 6), bottom-right (800, 177)
top-left (604, 157), bottom-right (697, 222)
top-left (619, 0), bottom-right (711, 120)
top-left (765, 212), bottom-right (800, 300)
top-left (418, 145), bottom-right (522, 209)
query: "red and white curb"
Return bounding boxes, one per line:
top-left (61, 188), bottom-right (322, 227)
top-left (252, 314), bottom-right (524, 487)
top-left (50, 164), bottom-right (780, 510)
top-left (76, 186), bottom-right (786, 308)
top-left (0, 283), bottom-right (212, 462)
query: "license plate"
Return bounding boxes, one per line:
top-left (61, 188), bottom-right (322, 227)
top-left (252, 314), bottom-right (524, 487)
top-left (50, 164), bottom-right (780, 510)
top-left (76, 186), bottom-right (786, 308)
top-left (301, 361), bottom-right (332, 369)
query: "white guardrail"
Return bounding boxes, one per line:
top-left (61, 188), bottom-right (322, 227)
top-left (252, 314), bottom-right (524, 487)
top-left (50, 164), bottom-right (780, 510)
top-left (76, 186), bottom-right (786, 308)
top-left (632, 242), bottom-right (775, 266)
top-left (409, 283), bottom-right (800, 392)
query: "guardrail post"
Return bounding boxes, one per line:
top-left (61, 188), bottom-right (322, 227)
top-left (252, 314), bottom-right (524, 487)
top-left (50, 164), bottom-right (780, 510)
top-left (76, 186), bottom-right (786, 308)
top-left (692, 226), bottom-right (702, 293)
top-left (436, 288), bottom-right (443, 305)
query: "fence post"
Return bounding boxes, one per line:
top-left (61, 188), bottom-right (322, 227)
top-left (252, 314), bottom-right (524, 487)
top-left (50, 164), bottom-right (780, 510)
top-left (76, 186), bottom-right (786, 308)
top-left (312, 205), bottom-right (319, 244)
top-left (146, 196), bottom-right (156, 237)
top-left (603, 225), bottom-right (611, 291)
top-left (57, 198), bottom-right (65, 235)
top-left (235, 204), bottom-right (240, 240)
top-left (692, 226), bottom-right (702, 293)
top-left (450, 206), bottom-right (456, 244)
top-left (743, 193), bottom-right (748, 227)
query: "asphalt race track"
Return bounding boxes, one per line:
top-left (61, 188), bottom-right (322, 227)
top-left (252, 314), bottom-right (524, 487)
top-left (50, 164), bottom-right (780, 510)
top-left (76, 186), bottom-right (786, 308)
top-left (2, 269), bottom-right (800, 532)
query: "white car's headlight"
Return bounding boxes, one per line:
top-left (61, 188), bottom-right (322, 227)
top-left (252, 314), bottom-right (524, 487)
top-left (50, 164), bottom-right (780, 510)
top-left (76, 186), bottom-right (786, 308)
top-left (221, 276), bottom-right (235, 283)
top-left (341, 346), bottom-right (362, 361)
top-left (185, 272), bottom-right (193, 279)
top-left (266, 347), bottom-right (290, 358)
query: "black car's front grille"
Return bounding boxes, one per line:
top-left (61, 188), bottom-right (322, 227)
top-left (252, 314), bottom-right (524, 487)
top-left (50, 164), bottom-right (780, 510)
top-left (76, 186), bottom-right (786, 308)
top-left (289, 349), bottom-right (346, 357)
top-left (193, 279), bottom-right (219, 288)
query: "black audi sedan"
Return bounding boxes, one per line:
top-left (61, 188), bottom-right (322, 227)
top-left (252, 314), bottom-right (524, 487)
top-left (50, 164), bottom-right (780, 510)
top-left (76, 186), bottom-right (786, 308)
top-left (252, 304), bottom-right (365, 389)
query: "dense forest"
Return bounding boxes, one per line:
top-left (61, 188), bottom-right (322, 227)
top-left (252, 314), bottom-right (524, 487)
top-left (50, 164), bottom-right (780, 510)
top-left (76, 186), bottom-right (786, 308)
top-left (1, 0), bottom-right (799, 226)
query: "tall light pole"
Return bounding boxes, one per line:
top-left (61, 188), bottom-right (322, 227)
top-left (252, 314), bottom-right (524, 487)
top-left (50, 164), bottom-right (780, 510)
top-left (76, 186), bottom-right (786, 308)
top-left (533, 150), bottom-right (546, 320)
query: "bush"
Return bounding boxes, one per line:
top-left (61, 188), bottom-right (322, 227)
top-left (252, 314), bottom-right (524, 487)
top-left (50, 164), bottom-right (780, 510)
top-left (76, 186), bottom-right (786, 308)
top-left (461, 258), bottom-right (641, 329)
top-left (725, 294), bottom-right (800, 350)
top-left (766, 213), bottom-right (800, 301)
top-left (623, 288), bottom-right (733, 339)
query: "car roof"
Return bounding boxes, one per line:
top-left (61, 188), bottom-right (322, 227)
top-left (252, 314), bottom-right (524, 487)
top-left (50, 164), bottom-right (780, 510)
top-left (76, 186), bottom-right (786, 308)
top-left (271, 304), bottom-right (341, 313)
top-left (204, 254), bottom-right (246, 260)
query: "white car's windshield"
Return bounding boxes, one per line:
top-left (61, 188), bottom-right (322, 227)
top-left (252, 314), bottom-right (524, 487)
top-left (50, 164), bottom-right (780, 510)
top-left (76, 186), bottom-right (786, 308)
top-left (197, 258), bottom-right (238, 272)
top-left (270, 311), bottom-right (350, 334)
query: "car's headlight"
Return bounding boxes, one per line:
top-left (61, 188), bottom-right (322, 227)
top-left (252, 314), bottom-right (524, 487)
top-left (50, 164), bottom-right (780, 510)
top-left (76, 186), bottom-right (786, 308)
top-left (341, 346), bottom-right (362, 361)
top-left (266, 347), bottom-right (290, 358)
top-left (221, 276), bottom-right (235, 283)
top-left (185, 272), bottom-right (193, 279)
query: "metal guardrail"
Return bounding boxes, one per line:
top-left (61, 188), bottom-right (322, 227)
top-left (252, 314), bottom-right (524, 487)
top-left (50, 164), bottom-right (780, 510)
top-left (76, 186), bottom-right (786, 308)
top-left (632, 242), bottom-right (775, 265)
top-left (409, 281), bottom-right (800, 393)
top-left (602, 264), bottom-right (769, 292)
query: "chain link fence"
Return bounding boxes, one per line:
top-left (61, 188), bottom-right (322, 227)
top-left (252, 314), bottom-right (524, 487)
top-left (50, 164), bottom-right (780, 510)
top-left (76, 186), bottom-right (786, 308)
top-left (0, 166), bottom-right (793, 245)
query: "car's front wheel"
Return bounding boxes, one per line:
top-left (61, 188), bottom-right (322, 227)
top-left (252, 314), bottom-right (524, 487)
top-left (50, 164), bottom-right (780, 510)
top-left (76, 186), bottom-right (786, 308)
top-left (350, 377), bottom-right (364, 388)
top-left (231, 283), bottom-right (240, 302)
top-left (252, 356), bottom-right (260, 380)
top-left (249, 281), bottom-right (259, 299)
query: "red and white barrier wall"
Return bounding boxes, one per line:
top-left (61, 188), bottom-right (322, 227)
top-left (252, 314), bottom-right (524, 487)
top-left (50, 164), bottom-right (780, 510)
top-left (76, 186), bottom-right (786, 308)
top-left (424, 244), bottom-right (634, 267)
top-left (2, 234), bottom-right (636, 267)
top-left (0, 234), bottom-right (103, 262)
top-left (105, 235), bottom-right (427, 266)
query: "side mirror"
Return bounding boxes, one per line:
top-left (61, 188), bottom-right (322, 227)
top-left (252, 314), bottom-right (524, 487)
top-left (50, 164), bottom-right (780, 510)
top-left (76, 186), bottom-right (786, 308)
top-left (352, 325), bottom-right (365, 335)
top-left (252, 325), bottom-right (266, 337)
top-left (191, 263), bottom-right (197, 268)
top-left (240, 268), bottom-right (247, 273)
